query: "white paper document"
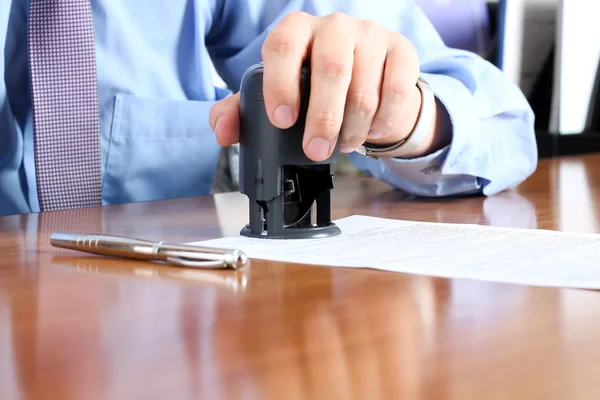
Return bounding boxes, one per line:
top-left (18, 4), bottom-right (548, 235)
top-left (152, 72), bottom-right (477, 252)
top-left (193, 215), bottom-right (600, 289)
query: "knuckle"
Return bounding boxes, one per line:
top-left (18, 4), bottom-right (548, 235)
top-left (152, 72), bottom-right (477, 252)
top-left (316, 56), bottom-right (350, 79)
top-left (341, 135), bottom-right (365, 148)
top-left (385, 79), bottom-right (412, 98)
top-left (313, 111), bottom-right (340, 136)
top-left (270, 85), bottom-right (296, 102)
top-left (359, 19), bottom-right (380, 36)
top-left (262, 31), bottom-right (294, 58)
top-left (397, 34), bottom-right (414, 51)
top-left (285, 10), bottom-right (308, 21)
top-left (372, 116), bottom-right (398, 135)
top-left (325, 12), bottom-right (351, 26)
top-left (392, 34), bottom-right (420, 63)
top-left (347, 90), bottom-right (379, 118)
top-left (273, 85), bottom-right (294, 98)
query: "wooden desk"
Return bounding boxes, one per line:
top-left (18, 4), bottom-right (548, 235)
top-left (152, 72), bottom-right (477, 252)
top-left (1, 154), bottom-right (600, 399)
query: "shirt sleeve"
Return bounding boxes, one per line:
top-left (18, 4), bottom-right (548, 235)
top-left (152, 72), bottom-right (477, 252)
top-left (207, 0), bottom-right (538, 197)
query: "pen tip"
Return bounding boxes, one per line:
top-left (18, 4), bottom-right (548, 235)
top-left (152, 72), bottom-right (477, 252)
top-left (234, 250), bottom-right (248, 269)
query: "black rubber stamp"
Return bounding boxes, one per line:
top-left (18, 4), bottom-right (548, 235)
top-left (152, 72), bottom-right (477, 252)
top-left (237, 63), bottom-right (341, 239)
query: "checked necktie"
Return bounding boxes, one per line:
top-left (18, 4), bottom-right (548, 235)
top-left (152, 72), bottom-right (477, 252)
top-left (28, 0), bottom-right (102, 211)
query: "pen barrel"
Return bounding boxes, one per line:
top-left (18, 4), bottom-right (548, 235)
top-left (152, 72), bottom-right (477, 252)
top-left (157, 244), bottom-right (248, 269)
top-left (50, 233), bottom-right (248, 269)
top-left (51, 234), bottom-right (159, 260)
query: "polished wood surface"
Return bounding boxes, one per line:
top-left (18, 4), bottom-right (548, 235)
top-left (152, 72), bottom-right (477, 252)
top-left (2, 155), bottom-right (600, 399)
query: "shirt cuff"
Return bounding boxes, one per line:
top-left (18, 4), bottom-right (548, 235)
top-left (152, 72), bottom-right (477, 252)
top-left (377, 144), bottom-right (483, 197)
top-left (370, 71), bottom-right (485, 197)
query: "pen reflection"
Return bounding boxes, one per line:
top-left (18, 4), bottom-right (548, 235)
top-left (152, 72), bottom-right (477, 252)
top-left (50, 256), bottom-right (249, 294)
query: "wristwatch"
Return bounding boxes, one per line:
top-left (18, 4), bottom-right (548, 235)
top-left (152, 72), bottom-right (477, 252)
top-left (357, 76), bottom-right (435, 159)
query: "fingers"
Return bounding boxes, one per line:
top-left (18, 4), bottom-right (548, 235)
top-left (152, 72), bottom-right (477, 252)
top-left (303, 13), bottom-right (356, 161)
top-left (369, 34), bottom-right (421, 142)
top-left (209, 92), bottom-right (240, 147)
top-left (261, 11), bottom-right (316, 129)
top-left (339, 20), bottom-right (387, 153)
top-left (258, 12), bottom-right (422, 161)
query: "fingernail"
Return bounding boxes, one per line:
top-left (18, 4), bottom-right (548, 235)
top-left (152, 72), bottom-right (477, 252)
top-left (273, 105), bottom-right (294, 127)
top-left (340, 145), bottom-right (355, 153)
top-left (214, 118), bottom-right (221, 133)
top-left (368, 129), bottom-right (384, 139)
top-left (307, 137), bottom-right (331, 160)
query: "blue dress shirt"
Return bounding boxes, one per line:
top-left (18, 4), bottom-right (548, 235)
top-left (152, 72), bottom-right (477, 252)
top-left (0, 0), bottom-right (537, 216)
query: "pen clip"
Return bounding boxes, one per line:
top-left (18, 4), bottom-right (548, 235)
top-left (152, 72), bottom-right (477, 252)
top-left (162, 248), bottom-right (247, 270)
top-left (165, 256), bottom-right (228, 269)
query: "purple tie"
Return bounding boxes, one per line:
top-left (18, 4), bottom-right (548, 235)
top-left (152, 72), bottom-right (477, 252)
top-left (28, 0), bottom-right (102, 212)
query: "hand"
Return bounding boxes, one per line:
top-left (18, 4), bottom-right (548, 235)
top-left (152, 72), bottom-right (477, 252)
top-left (210, 12), bottom-right (441, 161)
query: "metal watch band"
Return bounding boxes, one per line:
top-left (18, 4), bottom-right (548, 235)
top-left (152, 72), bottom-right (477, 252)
top-left (357, 77), bottom-right (435, 159)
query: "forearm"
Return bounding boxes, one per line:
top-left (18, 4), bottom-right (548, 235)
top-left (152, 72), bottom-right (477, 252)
top-left (348, 69), bottom-right (537, 198)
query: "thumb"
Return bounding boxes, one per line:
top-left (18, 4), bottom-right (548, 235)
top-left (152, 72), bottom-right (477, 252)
top-left (209, 92), bottom-right (240, 146)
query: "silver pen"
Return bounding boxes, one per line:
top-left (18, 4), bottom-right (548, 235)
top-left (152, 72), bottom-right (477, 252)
top-left (50, 233), bottom-right (248, 270)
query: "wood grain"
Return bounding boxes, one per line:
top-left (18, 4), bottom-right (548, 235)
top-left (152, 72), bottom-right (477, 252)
top-left (2, 154), bottom-right (600, 399)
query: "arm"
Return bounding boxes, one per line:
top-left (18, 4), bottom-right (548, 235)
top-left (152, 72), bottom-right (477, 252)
top-left (207, 0), bottom-right (537, 197)
top-left (347, 1), bottom-right (537, 197)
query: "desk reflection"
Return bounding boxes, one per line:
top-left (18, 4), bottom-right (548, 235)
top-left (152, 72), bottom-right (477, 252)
top-left (2, 252), bottom-right (573, 399)
top-left (4, 155), bottom-right (600, 398)
top-left (482, 190), bottom-right (537, 229)
top-left (51, 256), bottom-right (249, 293)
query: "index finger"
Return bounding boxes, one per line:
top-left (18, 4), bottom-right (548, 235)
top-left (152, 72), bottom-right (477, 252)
top-left (261, 11), bottom-right (316, 129)
top-left (303, 13), bottom-right (355, 161)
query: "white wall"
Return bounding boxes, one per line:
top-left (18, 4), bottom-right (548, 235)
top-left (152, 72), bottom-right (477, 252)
top-left (551, 1), bottom-right (600, 134)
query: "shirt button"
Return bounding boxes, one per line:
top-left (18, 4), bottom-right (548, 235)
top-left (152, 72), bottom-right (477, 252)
top-left (421, 166), bottom-right (440, 175)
